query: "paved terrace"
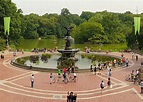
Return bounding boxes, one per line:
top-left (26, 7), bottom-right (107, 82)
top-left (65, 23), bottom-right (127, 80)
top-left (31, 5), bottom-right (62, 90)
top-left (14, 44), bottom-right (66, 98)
top-left (0, 51), bottom-right (143, 102)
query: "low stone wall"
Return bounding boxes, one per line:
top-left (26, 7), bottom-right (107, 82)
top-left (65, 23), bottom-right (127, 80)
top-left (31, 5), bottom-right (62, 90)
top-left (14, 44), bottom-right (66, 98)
top-left (11, 61), bottom-right (89, 73)
top-left (11, 61), bottom-right (58, 72)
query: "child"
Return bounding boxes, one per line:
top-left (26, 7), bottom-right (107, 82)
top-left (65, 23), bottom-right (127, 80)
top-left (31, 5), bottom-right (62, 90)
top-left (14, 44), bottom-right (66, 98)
top-left (50, 73), bottom-right (53, 84)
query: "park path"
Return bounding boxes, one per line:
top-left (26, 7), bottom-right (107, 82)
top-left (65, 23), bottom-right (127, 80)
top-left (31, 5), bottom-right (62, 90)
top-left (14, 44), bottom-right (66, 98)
top-left (0, 51), bottom-right (143, 102)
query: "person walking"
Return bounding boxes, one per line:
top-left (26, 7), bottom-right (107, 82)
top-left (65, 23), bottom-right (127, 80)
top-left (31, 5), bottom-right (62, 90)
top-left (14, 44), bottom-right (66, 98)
top-left (125, 58), bottom-right (129, 67)
top-left (113, 59), bottom-right (116, 67)
top-left (57, 69), bottom-right (61, 82)
top-left (107, 66), bottom-right (111, 77)
top-left (100, 80), bottom-right (104, 93)
top-left (93, 66), bottom-right (97, 75)
top-left (50, 73), bottom-right (53, 84)
top-left (107, 78), bottom-right (111, 88)
top-left (13, 50), bottom-right (17, 57)
top-left (67, 91), bottom-right (70, 102)
top-left (90, 65), bottom-right (93, 72)
top-left (136, 55), bottom-right (138, 61)
top-left (63, 72), bottom-right (67, 84)
top-left (73, 73), bottom-right (77, 82)
top-left (63, 67), bottom-right (67, 74)
top-left (132, 52), bottom-right (135, 59)
top-left (30, 74), bottom-right (34, 88)
top-left (140, 81), bottom-right (143, 94)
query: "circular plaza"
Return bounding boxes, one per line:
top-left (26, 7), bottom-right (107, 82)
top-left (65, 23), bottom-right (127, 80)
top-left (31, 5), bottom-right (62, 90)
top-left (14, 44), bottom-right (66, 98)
top-left (0, 51), bottom-right (143, 102)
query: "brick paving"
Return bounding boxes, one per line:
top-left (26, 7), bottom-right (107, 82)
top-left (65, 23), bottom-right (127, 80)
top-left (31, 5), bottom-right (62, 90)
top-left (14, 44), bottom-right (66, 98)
top-left (0, 51), bottom-right (143, 102)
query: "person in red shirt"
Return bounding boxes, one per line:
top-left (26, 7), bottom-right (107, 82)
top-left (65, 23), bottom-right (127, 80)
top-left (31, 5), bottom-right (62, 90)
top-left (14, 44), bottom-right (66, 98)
top-left (122, 57), bottom-right (125, 64)
top-left (63, 68), bottom-right (67, 73)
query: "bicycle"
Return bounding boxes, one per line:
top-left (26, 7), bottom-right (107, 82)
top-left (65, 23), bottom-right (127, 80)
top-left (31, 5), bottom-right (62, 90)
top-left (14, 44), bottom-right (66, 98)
top-left (125, 74), bottom-right (131, 81)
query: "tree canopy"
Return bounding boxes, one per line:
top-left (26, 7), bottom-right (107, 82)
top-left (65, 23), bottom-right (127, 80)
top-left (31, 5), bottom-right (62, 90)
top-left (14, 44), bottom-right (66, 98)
top-left (1, 1), bottom-right (143, 49)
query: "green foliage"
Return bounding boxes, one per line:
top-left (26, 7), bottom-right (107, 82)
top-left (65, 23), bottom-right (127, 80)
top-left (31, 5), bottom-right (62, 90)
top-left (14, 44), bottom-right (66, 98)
top-left (0, 0), bottom-right (22, 40)
top-left (57, 59), bottom-right (75, 69)
top-left (21, 14), bottom-right (39, 39)
top-left (16, 57), bottom-right (29, 65)
top-left (30, 55), bottom-right (39, 63)
top-left (41, 54), bottom-right (51, 61)
top-left (72, 21), bottom-right (106, 44)
top-left (1, 0), bottom-right (143, 50)
top-left (81, 54), bottom-right (120, 65)
top-left (80, 11), bottom-right (96, 21)
top-left (72, 11), bottom-right (134, 44)
top-left (0, 39), bottom-right (5, 51)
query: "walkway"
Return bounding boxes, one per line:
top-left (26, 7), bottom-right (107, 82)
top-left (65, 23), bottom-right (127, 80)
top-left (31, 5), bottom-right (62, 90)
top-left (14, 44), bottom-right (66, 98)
top-left (0, 51), bottom-right (143, 102)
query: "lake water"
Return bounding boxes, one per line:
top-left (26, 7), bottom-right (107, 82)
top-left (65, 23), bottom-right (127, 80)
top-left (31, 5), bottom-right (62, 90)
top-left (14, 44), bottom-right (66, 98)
top-left (16, 39), bottom-right (127, 51)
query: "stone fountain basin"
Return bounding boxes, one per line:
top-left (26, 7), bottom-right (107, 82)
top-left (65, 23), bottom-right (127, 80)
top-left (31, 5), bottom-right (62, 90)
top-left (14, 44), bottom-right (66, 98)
top-left (11, 53), bottom-right (121, 72)
top-left (57, 49), bottom-right (79, 53)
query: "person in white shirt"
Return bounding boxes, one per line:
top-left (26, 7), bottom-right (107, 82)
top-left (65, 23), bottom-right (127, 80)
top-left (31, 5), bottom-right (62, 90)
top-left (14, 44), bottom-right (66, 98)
top-left (113, 59), bottom-right (116, 67)
top-left (30, 74), bottom-right (34, 88)
top-left (73, 73), bottom-right (77, 82)
top-left (100, 80), bottom-right (104, 93)
top-left (132, 53), bottom-right (135, 59)
top-left (107, 66), bottom-right (111, 76)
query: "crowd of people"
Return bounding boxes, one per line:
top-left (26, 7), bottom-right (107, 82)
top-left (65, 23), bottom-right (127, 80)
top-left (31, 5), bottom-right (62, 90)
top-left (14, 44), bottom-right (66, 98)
top-left (31, 47), bottom-right (58, 53)
top-left (56, 66), bottom-right (77, 84)
top-left (90, 60), bottom-right (114, 77)
top-left (30, 66), bottom-right (77, 88)
top-left (125, 69), bottom-right (140, 84)
top-left (30, 68), bottom-right (78, 101)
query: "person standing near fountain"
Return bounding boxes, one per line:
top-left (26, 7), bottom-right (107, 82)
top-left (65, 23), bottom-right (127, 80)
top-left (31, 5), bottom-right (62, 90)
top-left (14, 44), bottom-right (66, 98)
top-left (1, 52), bottom-right (4, 59)
top-left (93, 65), bottom-right (97, 75)
top-left (71, 66), bottom-right (75, 73)
top-left (73, 72), bottom-right (77, 82)
top-left (50, 73), bottom-right (53, 84)
top-left (90, 65), bottom-right (93, 72)
top-left (57, 69), bottom-right (61, 82)
top-left (30, 74), bottom-right (34, 88)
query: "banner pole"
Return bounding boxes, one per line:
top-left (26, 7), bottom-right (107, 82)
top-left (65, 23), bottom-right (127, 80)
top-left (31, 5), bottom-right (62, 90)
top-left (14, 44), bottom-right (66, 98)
top-left (6, 32), bottom-right (8, 46)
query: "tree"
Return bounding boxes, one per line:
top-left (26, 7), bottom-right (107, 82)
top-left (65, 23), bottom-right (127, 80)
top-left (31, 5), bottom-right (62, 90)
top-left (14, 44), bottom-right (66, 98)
top-left (70, 14), bottom-right (85, 26)
top-left (21, 14), bottom-right (39, 39)
top-left (61, 8), bottom-right (71, 16)
top-left (0, 0), bottom-right (23, 40)
top-left (80, 11), bottom-right (95, 21)
top-left (72, 22), bottom-right (105, 44)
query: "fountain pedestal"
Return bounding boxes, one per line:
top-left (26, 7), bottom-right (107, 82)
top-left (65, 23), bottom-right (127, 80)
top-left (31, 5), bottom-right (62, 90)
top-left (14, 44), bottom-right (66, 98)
top-left (57, 27), bottom-right (79, 69)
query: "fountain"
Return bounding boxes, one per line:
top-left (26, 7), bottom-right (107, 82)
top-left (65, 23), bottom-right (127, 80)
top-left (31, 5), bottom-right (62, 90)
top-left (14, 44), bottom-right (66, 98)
top-left (57, 27), bottom-right (79, 69)
top-left (11, 27), bottom-right (121, 72)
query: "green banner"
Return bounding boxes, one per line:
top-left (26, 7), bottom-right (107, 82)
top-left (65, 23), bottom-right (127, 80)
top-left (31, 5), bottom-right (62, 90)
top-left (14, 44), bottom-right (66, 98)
top-left (4, 17), bottom-right (10, 35)
top-left (134, 17), bottom-right (141, 35)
